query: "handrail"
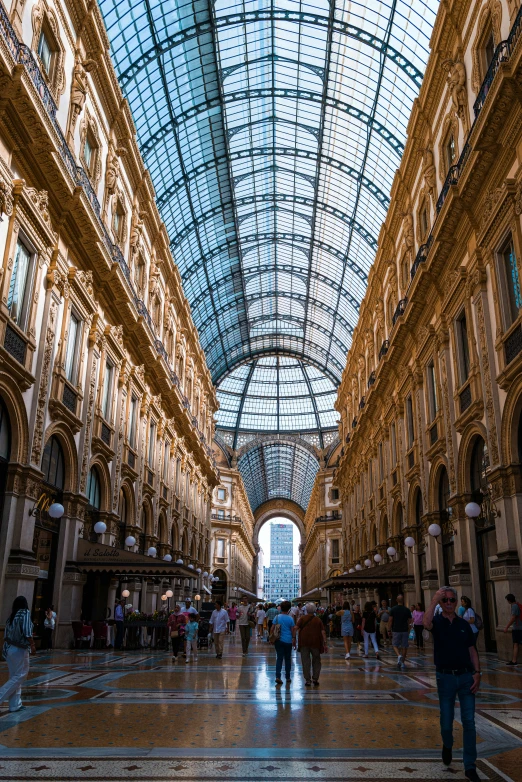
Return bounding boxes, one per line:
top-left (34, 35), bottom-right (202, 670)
top-left (0, 5), bottom-right (217, 471)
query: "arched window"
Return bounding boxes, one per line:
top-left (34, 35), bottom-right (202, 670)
top-left (470, 437), bottom-right (487, 501)
top-left (87, 467), bottom-right (101, 509)
top-left (42, 436), bottom-right (65, 489)
top-left (117, 488), bottom-right (127, 549)
top-left (0, 397), bottom-right (11, 462)
top-left (415, 490), bottom-right (423, 526)
top-left (438, 467), bottom-right (450, 516)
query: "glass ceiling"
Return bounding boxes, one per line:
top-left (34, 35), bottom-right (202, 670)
top-left (217, 356), bottom-right (338, 442)
top-left (99, 0), bottom-right (439, 388)
top-left (238, 440), bottom-right (319, 510)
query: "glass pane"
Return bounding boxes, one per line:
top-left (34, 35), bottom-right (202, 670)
top-left (7, 241), bottom-right (31, 325)
top-left (64, 313), bottom-right (80, 383)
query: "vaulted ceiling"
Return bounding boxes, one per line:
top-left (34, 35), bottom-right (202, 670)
top-left (100, 0), bottom-right (439, 507)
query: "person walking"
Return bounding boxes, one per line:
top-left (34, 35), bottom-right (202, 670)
top-left (167, 604), bottom-right (186, 661)
top-left (42, 605), bottom-right (56, 650)
top-left (461, 597), bottom-right (479, 646)
top-left (272, 601), bottom-right (295, 685)
top-left (504, 593), bottom-right (522, 665)
top-left (0, 596), bottom-right (35, 713)
top-left (266, 603), bottom-right (278, 637)
top-left (336, 601), bottom-right (354, 659)
top-left (423, 587), bottom-right (481, 782)
top-left (378, 600), bottom-right (390, 647)
top-left (209, 600), bottom-right (229, 659)
top-left (412, 603), bottom-right (425, 649)
top-left (237, 598), bottom-right (254, 656)
top-left (361, 601), bottom-right (379, 659)
top-left (352, 604), bottom-right (363, 654)
top-left (388, 594), bottom-right (412, 668)
top-left (296, 603), bottom-right (327, 685)
top-left (184, 612), bottom-right (199, 663)
top-left (256, 604), bottom-right (266, 638)
top-left (228, 603), bottom-right (238, 634)
top-left (114, 598), bottom-right (125, 651)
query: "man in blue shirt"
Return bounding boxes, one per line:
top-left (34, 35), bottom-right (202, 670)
top-left (114, 599), bottom-right (125, 650)
top-left (504, 593), bottom-right (522, 665)
top-left (424, 587), bottom-right (481, 782)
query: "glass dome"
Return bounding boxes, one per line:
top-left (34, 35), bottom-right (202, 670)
top-left (216, 356), bottom-right (339, 435)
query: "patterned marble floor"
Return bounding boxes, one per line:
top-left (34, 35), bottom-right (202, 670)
top-left (0, 633), bottom-right (520, 781)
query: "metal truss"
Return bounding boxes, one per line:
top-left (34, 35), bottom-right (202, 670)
top-left (141, 89), bottom-right (404, 158)
top-left (170, 194), bottom-right (377, 250)
top-left (119, 10), bottom-right (423, 89)
top-left (157, 146), bottom-right (390, 210)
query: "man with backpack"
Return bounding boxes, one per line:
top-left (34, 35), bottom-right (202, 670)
top-left (504, 594), bottom-right (522, 666)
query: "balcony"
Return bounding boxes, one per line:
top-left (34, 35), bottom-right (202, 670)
top-left (315, 512), bottom-right (342, 523)
top-left (410, 235), bottom-right (433, 281)
top-left (378, 340), bottom-right (389, 361)
top-left (367, 371), bottom-right (376, 388)
top-left (392, 299), bottom-right (408, 326)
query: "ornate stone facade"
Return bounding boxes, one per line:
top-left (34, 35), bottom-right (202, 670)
top-left (0, 0), bottom-right (219, 645)
top-left (334, 0), bottom-right (522, 657)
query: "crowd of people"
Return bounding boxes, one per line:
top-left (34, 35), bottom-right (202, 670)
top-left (1, 587), bottom-right (521, 782)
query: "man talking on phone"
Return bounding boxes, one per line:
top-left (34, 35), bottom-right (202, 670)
top-left (423, 586), bottom-right (481, 782)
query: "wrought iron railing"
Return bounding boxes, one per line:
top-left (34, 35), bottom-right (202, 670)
top-left (410, 234), bottom-right (433, 280)
top-left (392, 298), bottom-right (407, 325)
top-left (0, 4), bottom-right (217, 471)
top-left (367, 370), bottom-right (376, 388)
top-left (378, 340), bottom-right (389, 361)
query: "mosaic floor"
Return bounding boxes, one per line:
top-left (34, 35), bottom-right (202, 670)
top-left (0, 634), bottom-right (520, 780)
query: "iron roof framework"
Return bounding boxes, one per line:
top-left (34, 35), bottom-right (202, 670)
top-left (238, 439), bottom-right (319, 511)
top-left (99, 0), bottom-right (438, 386)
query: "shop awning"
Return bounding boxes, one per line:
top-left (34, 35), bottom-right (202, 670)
top-left (237, 587), bottom-right (259, 600)
top-left (70, 539), bottom-right (198, 578)
top-left (320, 559), bottom-right (409, 590)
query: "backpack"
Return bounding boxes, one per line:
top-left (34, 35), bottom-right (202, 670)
top-left (473, 611), bottom-right (483, 632)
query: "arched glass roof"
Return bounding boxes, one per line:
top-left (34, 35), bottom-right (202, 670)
top-left (99, 0), bottom-right (439, 386)
top-left (238, 440), bottom-right (319, 511)
top-left (216, 356), bottom-right (338, 439)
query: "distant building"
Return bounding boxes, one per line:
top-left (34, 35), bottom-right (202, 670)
top-left (293, 565), bottom-right (301, 597)
top-left (263, 523), bottom-right (295, 601)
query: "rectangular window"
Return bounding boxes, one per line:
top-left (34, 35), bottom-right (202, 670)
top-left (499, 237), bottom-right (521, 327)
top-left (7, 239), bottom-right (32, 327)
top-left (420, 203), bottom-right (429, 240)
top-left (427, 361), bottom-right (438, 421)
top-left (217, 487), bottom-right (226, 501)
top-left (148, 421), bottom-right (156, 468)
top-left (406, 396), bottom-right (415, 448)
top-left (368, 459), bottom-right (373, 494)
top-left (216, 538), bottom-right (225, 558)
top-left (331, 488), bottom-right (339, 501)
top-left (101, 361), bottom-right (113, 420)
top-left (378, 442), bottom-right (384, 483)
top-left (217, 509), bottom-right (224, 520)
top-left (37, 29), bottom-right (52, 74)
top-left (64, 312), bottom-right (81, 384)
top-left (128, 395), bottom-right (138, 449)
top-left (484, 30), bottom-right (495, 75)
top-left (331, 539), bottom-right (340, 562)
top-left (83, 135), bottom-right (93, 170)
top-left (445, 133), bottom-right (456, 172)
top-left (163, 441), bottom-right (169, 481)
top-left (391, 422), bottom-right (397, 465)
top-left (455, 311), bottom-right (471, 385)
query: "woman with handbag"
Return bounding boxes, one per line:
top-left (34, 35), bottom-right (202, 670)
top-left (167, 604), bottom-right (187, 661)
top-left (0, 596), bottom-right (35, 713)
top-left (269, 601), bottom-right (295, 685)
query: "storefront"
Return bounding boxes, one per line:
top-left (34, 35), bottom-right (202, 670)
top-left (321, 560), bottom-right (410, 606)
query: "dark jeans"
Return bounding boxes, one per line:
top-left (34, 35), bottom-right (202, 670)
top-left (436, 671), bottom-right (477, 771)
top-left (414, 624), bottom-right (424, 648)
top-left (229, 619), bottom-right (236, 632)
top-left (275, 640), bottom-right (293, 680)
top-left (239, 624), bottom-right (251, 653)
top-left (115, 621), bottom-right (124, 650)
top-left (41, 627), bottom-right (53, 650)
top-left (171, 634), bottom-right (183, 657)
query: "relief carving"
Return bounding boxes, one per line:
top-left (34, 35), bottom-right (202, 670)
top-left (68, 55), bottom-right (97, 146)
top-left (80, 352), bottom-right (99, 492)
top-left (423, 148), bottom-right (436, 198)
top-left (0, 179), bottom-right (14, 218)
top-left (112, 391), bottom-right (127, 510)
top-left (31, 301), bottom-right (57, 465)
top-left (439, 351), bottom-right (456, 492)
top-left (475, 295), bottom-right (500, 465)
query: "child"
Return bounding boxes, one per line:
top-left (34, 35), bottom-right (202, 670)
top-left (185, 613), bottom-right (199, 663)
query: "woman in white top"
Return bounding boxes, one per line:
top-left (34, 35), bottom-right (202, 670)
top-left (42, 605), bottom-right (57, 650)
top-left (256, 605), bottom-right (266, 638)
top-left (461, 596), bottom-right (479, 645)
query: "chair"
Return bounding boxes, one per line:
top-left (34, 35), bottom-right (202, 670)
top-left (71, 621), bottom-right (90, 649)
top-left (92, 621), bottom-right (108, 649)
